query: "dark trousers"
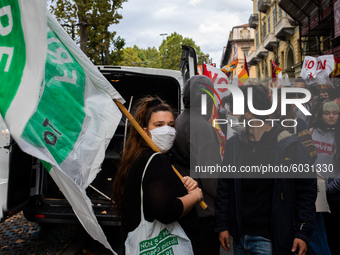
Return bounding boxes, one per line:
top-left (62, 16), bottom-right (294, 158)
top-left (199, 216), bottom-right (220, 255)
top-left (323, 200), bottom-right (340, 255)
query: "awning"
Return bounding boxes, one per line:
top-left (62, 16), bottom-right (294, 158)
top-left (280, 0), bottom-right (332, 37)
top-left (279, 0), bottom-right (327, 25)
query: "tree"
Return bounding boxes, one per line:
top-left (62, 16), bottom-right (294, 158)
top-left (109, 35), bottom-right (125, 66)
top-left (130, 46), bottom-right (160, 68)
top-left (117, 33), bottom-right (205, 69)
top-left (50, 0), bottom-right (126, 65)
top-left (133, 45), bottom-right (146, 63)
top-left (119, 47), bottom-right (144, 67)
top-left (159, 32), bottom-right (206, 70)
top-left (144, 47), bottom-right (160, 68)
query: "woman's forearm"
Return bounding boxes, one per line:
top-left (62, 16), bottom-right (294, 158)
top-left (178, 188), bottom-right (203, 217)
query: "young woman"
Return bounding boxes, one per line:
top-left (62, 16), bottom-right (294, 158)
top-left (112, 96), bottom-right (204, 254)
top-left (310, 100), bottom-right (340, 255)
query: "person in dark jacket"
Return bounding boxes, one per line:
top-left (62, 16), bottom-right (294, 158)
top-left (216, 85), bottom-right (317, 255)
top-left (173, 75), bottom-right (222, 255)
top-left (311, 100), bottom-right (340, 255)
top-left (112, 96), bottom-right (204, 255)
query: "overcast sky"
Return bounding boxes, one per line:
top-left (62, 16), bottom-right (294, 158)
top-left (111, 0), bottom-right (253, 66)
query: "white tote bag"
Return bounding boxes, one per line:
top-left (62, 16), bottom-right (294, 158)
top-left (125, 152), bottom-right (194, 255)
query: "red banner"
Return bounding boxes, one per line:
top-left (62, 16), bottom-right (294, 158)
top-left (210, 104), bottom-right (226, 159)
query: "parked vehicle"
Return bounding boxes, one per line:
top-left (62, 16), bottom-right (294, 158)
top-left (0, 48), bottom-right (198, 225)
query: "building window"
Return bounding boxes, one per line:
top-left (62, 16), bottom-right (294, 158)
top-left (268, 14), bottom-right (271, 33)
top-left (242, 29), bottom-right (248, 39)
top-left (263, 21), bottom-right (266, 39)
top-left (255, 0), bottom-right (257, 13)
top-left (279, 7), bottom-right (282, 19)
top-left (273, 6), bottom-right (277, 25)
top-left (244, 50), bottom-right (249, 57)
top-left (256, 31), bottom-right (259, 46)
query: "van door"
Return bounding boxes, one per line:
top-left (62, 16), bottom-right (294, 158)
top-left (0, 116), bottom-right (32, 221)
top-left (179, 45), bottom-right (198, 84)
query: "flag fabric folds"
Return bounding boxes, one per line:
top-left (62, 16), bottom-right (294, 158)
top-left (332, 57), bottom-right (340, 77)
top-left (210, 105), bottom-right (226, 159)
top-left (270, 60), bottom-right (283, 89)
top-left (221, 42), bottom-right (238, 74)
top-left (271, 60), bottom-right (282, 79)
top-left (203, 63), bottom-right (230, 98)
top-left (300, 55), bottom-right (334, 85)
top-left (202, 63), bottom-right (228, 157)
top-left (0, 1), bottom-right (124, 253)
top-left (276, 71), bottom-right (284, 88)
top-left (237, 53), bottom-right (250, 86)
top-left (238, 65), bottom-right (249, 79)
top-left (243, 53), bottom-right (249, 77)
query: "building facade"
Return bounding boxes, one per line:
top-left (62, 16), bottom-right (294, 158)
top-left (247, 0), bottom-right (302, 78)
top-left (279, 0), bottom-right (340, 58)
top-left (220, 24), bottom-right (256, 79)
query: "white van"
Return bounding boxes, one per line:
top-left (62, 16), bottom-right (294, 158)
top-left (0, 46), bottom-right (197, 225)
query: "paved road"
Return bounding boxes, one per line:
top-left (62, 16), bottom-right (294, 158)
top-left (0, 211), bottom-right (85, 254)
top-left (0, 212), bottom-right (121, 255)
top-left (0, 212), bottom-right (234, 254)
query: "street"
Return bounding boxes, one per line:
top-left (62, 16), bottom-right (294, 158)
top-left (1, 211), bottom-right (233, 255)
top-left (0, 211), bottom-right (121, 255)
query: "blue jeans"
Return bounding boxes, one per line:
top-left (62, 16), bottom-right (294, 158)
top-left (234, 234), bottom-right (272, 255)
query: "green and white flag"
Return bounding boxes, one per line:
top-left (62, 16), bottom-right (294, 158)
top-left (0, 1), bottom-right (124, 253)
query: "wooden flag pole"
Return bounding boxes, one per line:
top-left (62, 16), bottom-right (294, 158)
top-left (114, 99), bottom-right (207, 210)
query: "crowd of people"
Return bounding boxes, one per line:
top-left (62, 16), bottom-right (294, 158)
top-left (111, 75), bottom-right (340, 255)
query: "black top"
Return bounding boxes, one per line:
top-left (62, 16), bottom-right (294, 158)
top-left (240, 127), bottom-right (280, 240)
top-left (216, 124), bottom-right (317, 254)
top-left (122, 149), bottom-right (203, 255)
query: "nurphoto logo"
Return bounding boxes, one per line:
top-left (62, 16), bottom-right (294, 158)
top-left (200, 84), bottom-right (312, 128)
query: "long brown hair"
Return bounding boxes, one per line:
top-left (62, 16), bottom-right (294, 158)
top-left (111, 96), bottom-right (176, 217)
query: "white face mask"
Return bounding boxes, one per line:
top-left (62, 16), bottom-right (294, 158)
top-left (227, 115), bottom-right (246, 133)
top-left (149, 126), bottom-right (176, 153)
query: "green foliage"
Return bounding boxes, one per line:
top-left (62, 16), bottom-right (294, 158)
top-left (109, 35), bottom-right (125, 65)
top-left (50, 0), bottom-right (126, 65)
top-left (159, 32), bottom-right (206, 70)
top-left (119, 46), bottom-right (160, 68)
top-left (133, 45), bottom-right (146, 62)
top-left (119, 47), bottom-right (143, 67)
top-left (119, 32), bottom-right (205, 70)
top-left (144, 47), bottom-right (160, 68)
top-left (49, 1), bottom-right (205, 69)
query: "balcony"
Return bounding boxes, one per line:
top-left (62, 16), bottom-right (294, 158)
top-left (249, 14), bottom-right (258, 28)
top-left (274, 16), bottom-right (295, 40)
top-left (263, 32), bottom-right (277, 51)
top-left (256, 43), bottom-right (268, 58)
top-left (258, 0), bottom-right (271, 13)
top-left (247, 50), bottom-right (262, 66)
